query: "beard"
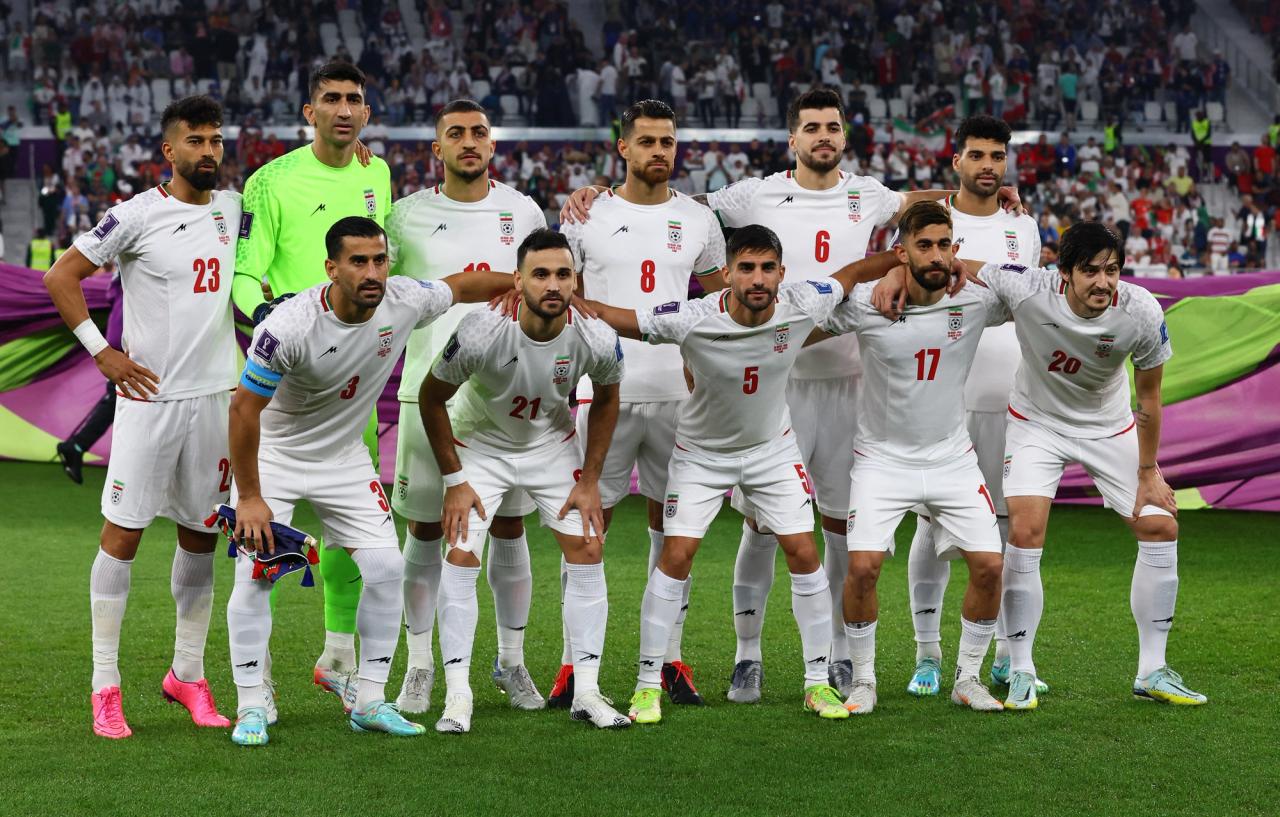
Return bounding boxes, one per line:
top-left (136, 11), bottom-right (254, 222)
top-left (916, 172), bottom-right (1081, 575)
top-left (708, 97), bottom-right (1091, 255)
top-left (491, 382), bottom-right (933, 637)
top-left (798, 146), bottom-right (841, 174)
top-left (176, 159), bottom-right (218, 191)
top-left (629, 161), bottom-right (671, 185)
top-left (910, 263), bottom-right (950, 291)
top-left (526, 293), bottom-right (568, 320)
top-left (959, 171), bottom-right (999, 198)
top-left (736, 286), bottom-right (777, 312)
top-left (446, 156), bottom-right (487, 182)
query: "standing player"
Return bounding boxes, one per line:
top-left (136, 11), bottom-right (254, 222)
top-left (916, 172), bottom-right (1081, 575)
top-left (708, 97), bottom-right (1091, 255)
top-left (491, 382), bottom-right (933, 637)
top-left (422, 229), bottom-right (630, 733)
top-left (966, 223), bottom-right (1206, 710)
top-left (226, 218), bottom-right (512, 745)
top-left (553, 99), bottom-right (725, 707)
top-left (902, 115), bottom-right (1043, 698)
top-left (387, 99), bottom-right (549, 714)
top-left (820, 201), bottom-right (1006, 714)
top-left (43, 96), bottom-right (238, 738)
top-left (583, 225), bottom-right (905, 725)
top-left (231, 60), bottom-right (392, 706)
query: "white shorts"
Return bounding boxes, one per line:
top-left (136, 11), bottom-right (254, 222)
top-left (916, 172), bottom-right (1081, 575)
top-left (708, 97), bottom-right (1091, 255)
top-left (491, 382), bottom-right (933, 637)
top-left (732, 375), bottom-right (859, 521)
top-left (231, 443), bottom-right (399, 550)
top-left (1003, 414), bottom-right (1139, 516)
top-left (847, 452), bottom-right (1002, 559)
top-left (453, 439), bottom-right (587, 552)
top-left (102, 391), bottom-right (230, 530)
top-left (391, 401), bottom-right (534, 522)
top-left (966, 409), bottom-right (1009, 516)
top-left (665, 434), bottom-right (815, 539)
top-left (577, 399), bottom-right (680, 507)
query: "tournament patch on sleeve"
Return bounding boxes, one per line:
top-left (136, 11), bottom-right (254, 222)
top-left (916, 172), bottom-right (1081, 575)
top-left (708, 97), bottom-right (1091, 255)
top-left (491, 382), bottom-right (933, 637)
top-left (92, 213), bottom-right (120, 241)
top-left (654, 301), bottom-right (681, 315)
top-left (1159, 320), bottom-right (1169, 344)
top-left (806, 279), bottom-right (833, 294)
top-left (1000, 263), bottom-right (1027, 273)
top-left (614, 337), bottom-right (624, 361)
top-left (441, 332), bottom-right (461, 361)
top-left (416, 279), bottom-right (436, 289)
top-left (238, 212), bottom-right (254, 239)
top-left (253, 329), bottom-right (280, 363)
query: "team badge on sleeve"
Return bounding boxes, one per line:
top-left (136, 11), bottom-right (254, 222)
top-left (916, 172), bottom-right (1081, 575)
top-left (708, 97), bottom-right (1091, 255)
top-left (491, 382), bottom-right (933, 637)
top-left (499, 212), bottom-right (515, 244)
top-left (553, 355), bottom-right (571, 384)
top-left (614, 338), bottom-right (624, 361)
top-left (110, 479), bottom-right (125, 505)
top-left (212, 210), bottom-right (229, 244)
top-left (774, 322), bottom-right (790, 353)
top-left (654, 301), bottom-right (680, 315)
top-left (363, 188), bottom-right (377, 217)
top-left (1095, 333), bottom-right (1115, 358)
top-left (667, 220), bottom-right (683, 251)
top-left (947, 307), bottom-right (964, 340)
top-left (254, 329), bottom-right (280, 363)
top-left (1000, 263), bottom-right (1026, 274)
top-left (664, 492), bottom-right (679, 519)
top-left (377, 325), bottom-right (394, 358)
top-left (846, 509), bottom-right (856, 536)
top-left (847, 190), bottom-right (862, 222)
top-left (1003, 455), bottom-right (1012, 479)
top-left (92, 213), bottom-right (120, 241)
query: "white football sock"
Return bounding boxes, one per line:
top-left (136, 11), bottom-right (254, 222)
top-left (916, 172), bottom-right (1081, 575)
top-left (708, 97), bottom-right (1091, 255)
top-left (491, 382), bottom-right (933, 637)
top-left (956, 617), bottom-right (996, 680)
top-left (791, 569), bottom-right (832, 687)
top-left (646, 527), bottom-right (663, 576)
top-left (437, 561), bottom-right (481, 696)
top-left (1002, 545), bottom-right (1043, 676)
top-left (821, 529), bottom-right (850, 662)
top-left (665, 574), bottom-right (690, 664)
top-left (558, 555), bottom-right (572, 666)
top-left (227, 554), bottom-right (271, 712)
top-left (90, 549), bottom-right (132, 691)
top-left (638, 567), bottom-right (685, 689)
top-left (844, 620), bottom-right (877, 685)
top-left (908, 516), bottom-right (949, 662)
top-left (402, 531), bottom-right (441, 671)
top-left (1132, 540), bottom-right (1178, 678)
top-left (488, 533), bottom-right (531, 668)
top-left (170, 546), bottom-right (215, 683)
top-left (993, 519), bottom-right (1011, 660)
top-left (564, 561), bottom-right (608, 695)
top-left (351, 548), bottom-right (404, 710)
top-left (732, 522), bottom-right (776, 663)
top-left (319, 631), bottom-right (356, 672)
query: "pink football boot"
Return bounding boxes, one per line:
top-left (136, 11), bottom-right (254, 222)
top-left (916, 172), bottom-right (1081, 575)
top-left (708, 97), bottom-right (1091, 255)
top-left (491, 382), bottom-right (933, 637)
top-left (162, 669), bottom-right (232, 727)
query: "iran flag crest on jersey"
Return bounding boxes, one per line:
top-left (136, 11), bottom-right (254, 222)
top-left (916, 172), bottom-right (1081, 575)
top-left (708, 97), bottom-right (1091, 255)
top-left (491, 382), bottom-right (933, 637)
top-left (499, 212), bottom-right (515, 244)
top-left (947, 307), bottom-right (964, 340)
top-left (667, 220), bottom-right (683, 251)
top-left (553, 355), bottom-right (571, 384)
top-left (363, 188), bottom-right (377, 216)
top-left (847, 190), bottom-right (862, 222)
top-left (774, 322), bottom-right (790, 352)
top-left (377, 325), bottom-right (394, 358)
top-left (1095, 333), bottom-right (1115, 358)
top-left (212, 210), bottom-right (229, 244)
top-left (1005, 230), bottom-right (1020, 260)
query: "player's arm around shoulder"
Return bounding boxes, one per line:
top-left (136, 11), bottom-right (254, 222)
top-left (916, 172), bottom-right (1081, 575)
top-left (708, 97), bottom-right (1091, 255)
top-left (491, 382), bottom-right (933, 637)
top-left (439, 266), bottom-right (517, 306)
top-left (580, 298), bottom-right (645, 341)
top-left (812, 281), bottom-right (873, 343)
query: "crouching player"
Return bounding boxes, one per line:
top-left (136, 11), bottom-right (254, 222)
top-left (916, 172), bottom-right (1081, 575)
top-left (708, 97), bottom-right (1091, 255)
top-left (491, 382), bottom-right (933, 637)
top-left (420, 228), bottom-right (629, 733)
top-left (226, 217), bottom-right (513, 745)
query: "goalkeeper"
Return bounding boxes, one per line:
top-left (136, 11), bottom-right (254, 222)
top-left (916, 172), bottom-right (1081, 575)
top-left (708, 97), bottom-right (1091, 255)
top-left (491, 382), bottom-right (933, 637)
top-left (232, 59), bottom-right (392, 707)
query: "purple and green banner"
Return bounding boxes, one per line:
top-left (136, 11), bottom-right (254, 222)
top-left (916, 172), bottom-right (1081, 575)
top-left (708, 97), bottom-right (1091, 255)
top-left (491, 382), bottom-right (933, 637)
top-left (3, 262), bottom-right (1278, 510)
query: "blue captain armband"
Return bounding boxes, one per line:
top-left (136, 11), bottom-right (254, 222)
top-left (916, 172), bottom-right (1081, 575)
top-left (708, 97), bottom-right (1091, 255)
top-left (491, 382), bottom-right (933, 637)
top-left (239, 359), bottom-right (282, 397)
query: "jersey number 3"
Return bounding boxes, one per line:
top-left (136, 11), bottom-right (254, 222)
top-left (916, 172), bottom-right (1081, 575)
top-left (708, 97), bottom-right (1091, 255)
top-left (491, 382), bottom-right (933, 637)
top-left (193, 258), bottom-right (221, 293)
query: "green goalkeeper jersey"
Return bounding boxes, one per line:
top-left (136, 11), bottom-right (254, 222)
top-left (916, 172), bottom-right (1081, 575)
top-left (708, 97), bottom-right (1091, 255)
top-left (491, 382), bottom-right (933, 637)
top-left (232, 144), bottom-right (393, 316)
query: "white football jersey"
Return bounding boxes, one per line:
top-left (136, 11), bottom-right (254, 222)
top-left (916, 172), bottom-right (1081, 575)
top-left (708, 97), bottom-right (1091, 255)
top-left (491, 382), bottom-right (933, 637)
top-left (944, 199), bottom-right (1041, 412)
top-left (979, 264), bottom-right (1172, 438)
top-left (563, 189), bottom-right (725, 402)
top-left (431, 305), bottom-right (624, 456)
top-left (387, 180), bottom-right (546, 402)
top-left (245, 277), bottom-right (454, 461)
top-left (638, 277), bottom-right (845, 452)
top-left (708, 170), bottom-right (904, 379)
top-left (823, 283), bottom-right (1009, 467)
top-left (74, 186), bottom-right (241, 400)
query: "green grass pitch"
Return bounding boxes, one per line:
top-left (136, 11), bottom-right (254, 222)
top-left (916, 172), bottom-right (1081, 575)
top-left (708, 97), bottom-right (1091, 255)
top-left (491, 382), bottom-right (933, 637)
top-left (2, 460), bottom-right (1277, 816)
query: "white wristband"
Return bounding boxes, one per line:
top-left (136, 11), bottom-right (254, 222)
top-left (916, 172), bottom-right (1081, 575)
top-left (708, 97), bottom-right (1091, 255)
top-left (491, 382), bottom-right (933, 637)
top-left (72, 318), bottom-right (110, 357)
top-left (442, 469), bottom-right (468, 488)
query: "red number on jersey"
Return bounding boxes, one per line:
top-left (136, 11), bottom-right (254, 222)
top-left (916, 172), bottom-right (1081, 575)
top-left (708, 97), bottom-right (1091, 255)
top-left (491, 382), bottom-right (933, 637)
top-left (193, 257), bottom-right (221, 293)
top-left (217, 457), bottom-right (231, 493)
top-left (794, 463), bottom-right (813, 494)
top-left (978, 484), bottom-right (995, 514)
top-left (742, 366), bottom-right (759, 394)
top-left (640, 259), bottom-right (656, 293)
top-left (509, 395), bottom-right (542, 420)
top-left (370, 480), bottom-right (390, 512)
top-left (1048, 350), bottom-right (1082, 375)
top-left (464, 262), bottom-right (492, 272)
top-left (814, 230), bottom-right (830, 263)
top-left (339, 376), bottom-right (360, 399)
top-left (913, 348), bottom-right (941, 380)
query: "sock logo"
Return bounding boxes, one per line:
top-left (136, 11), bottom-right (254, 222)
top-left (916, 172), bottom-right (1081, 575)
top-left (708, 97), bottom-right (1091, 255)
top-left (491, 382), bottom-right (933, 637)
top-left (639, 659), bottom-right (656, 667)
top-left (914, 608), bottom-right (937, 615)
top-left (1152, 616), bottom-right (1175, 624)
top-left (735, 609), bottom-right (757, 616)
top-left (444, 657), bottom-right (465, 666)
top-left (578, 652), bottom-right (601, 662)
top-left (369, 656), bottom-right (392, 664)
top-left (234, 660), bottom-right (258, 669)
top-left (807, 655), bottom-right (828, 664)
top-left (1008, 630), bottom-right (1028, 639)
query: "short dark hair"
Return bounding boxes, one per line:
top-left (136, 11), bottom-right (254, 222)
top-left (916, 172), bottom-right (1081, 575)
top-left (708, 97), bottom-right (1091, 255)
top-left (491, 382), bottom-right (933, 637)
top-left (727, 224), bottom-right (783, 265)
top-left (160, 95), bottom-right (223, 139)
top-left (309, 60), bottom-right (366, 101)
top-left (517, 228), bottom-right (572, 269)
top-left (786, 88), bottom-right (844, 132)
top-left (325, 216), bottom-right (386, 260)
top-left (437, 98), bottom-right (488, 126)
top-left (1059, 221), bottom-right (1125, 274)
top-left (954, 114), bottom-right (1012, 153)
top-left (620, 99), bottom-right (675, 138)
top-left (897, 200), bottom-right (953, 240)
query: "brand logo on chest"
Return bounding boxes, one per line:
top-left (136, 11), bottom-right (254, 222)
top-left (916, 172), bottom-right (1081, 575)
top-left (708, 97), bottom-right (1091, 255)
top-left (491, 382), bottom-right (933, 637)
top-left (377, 325), bottom-right (393, 358)
top-left (499, 211), bottom-right (515, 244)
top-left (847, 190), bottom-right (862, 222)
top-left (667, 220), bottom-right (683, 252)
top-left (774, 322), bottom-right (790, 353)
top-left (553, 355), bottom-right (571, 384)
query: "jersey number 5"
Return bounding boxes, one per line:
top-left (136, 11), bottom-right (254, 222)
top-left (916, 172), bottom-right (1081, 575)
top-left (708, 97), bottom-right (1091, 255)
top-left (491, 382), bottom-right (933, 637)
top-left (193, 257), bottom-right (221, 293)
top-left (742, 366), bottom-right (759, 394)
